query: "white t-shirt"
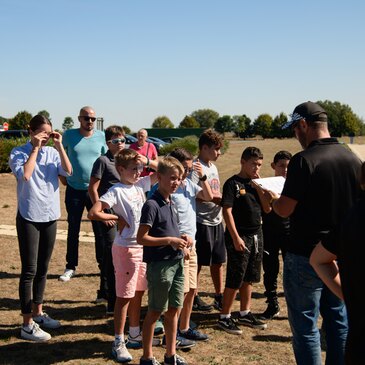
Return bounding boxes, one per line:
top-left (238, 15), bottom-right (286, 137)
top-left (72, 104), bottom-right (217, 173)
top-left (99, 176), bottom-right (151, 247)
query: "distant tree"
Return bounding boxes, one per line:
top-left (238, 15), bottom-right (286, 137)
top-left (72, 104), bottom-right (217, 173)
top-left (62, 116), bottom-right (74, 131)
top-left (9, 110), bottom-right (33, 130)
top-left (271, 112), bottom-right (290, 138)
top-left (152, 115), bottom-right (174, 128)
top-left (232, 114), bottom-right (252, 138)
top-left (253, 113), bottom-right (273, 138)
top-left (317, 100), bottom-right (363, 137)
top-left (122, 125), bottom-right (131, 134)
top-left (179, 115), bottom-right (199, 128)
top-left (38, 110), bottom-right (51, 120)
top-left (191, 109), bottom-right (219, 129)
top-left (214, 115), bottom-right (234, 135)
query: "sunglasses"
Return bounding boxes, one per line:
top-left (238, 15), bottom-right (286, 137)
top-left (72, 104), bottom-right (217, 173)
top-left (108, 137), bottom-right (126, 145)
top-left (80, 116), bottom-right (96, 122)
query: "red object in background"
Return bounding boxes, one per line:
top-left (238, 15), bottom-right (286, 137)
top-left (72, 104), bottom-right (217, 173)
top-left (3, 122), bottom-right (9, 131)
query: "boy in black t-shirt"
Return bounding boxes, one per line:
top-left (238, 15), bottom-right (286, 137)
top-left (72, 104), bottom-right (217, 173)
top-left (217, 147), bottom-right (271, 335)
top-left (259, 150), bottom-right (292, 320)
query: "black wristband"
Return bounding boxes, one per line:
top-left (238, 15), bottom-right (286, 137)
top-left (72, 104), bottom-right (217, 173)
top-left (199, 174), bottom-right (207, 182)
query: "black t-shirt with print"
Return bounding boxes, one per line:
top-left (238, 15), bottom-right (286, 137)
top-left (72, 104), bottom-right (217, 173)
top-left (221, 174), bottom-right (262, 235)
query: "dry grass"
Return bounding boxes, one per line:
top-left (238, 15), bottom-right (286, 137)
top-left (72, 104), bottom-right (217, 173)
top-left (1, 136), bottom-right (361, 365)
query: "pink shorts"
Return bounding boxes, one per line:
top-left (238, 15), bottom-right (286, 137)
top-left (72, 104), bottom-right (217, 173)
top-left (112, 245), bottom-right (147, 298)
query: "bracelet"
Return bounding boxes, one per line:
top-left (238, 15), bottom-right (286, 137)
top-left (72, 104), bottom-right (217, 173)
top-left (146, 157), bottom-right (150, 166)
top-left (199, 174), bottom-right (207, 182)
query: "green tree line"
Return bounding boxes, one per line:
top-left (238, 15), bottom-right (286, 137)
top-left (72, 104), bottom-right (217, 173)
top-left (2, 100), bottom-right (364, 137)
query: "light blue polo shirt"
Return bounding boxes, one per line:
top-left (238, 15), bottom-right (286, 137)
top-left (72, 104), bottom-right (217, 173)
top-left (62, 128), bottom-right (107, 190)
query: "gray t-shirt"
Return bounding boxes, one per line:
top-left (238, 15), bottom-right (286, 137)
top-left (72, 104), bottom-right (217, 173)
top-left (191, 160), bottom-right (222, 226)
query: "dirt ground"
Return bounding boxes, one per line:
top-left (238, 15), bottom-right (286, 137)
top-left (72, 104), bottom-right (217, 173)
top-left (1, 136), bottom-right (359, 365)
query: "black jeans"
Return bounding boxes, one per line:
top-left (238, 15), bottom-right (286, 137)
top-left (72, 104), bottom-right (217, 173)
top-left (64, 185), bottom-right (103, 271)
top-left (16, 213), bottom-right (57, 314)
top-left (262, 231), bottom-right (289, 302)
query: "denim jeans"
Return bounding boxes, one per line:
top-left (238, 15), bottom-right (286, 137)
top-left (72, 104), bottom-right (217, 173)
top-left (284, 252), bottom-right (348, 365)
top-left (65, 185), bottom-right (103, 271)
top-left (16, 213), bottom-right (57, 314)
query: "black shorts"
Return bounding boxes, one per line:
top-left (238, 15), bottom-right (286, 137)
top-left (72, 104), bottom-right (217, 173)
top-left (195, 222), bottom-right (226, 266)
top-left (225, 228), bottom-right (263, 289)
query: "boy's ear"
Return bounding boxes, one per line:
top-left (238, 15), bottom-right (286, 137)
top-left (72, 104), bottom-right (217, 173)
top-left (271, 162), bottom-right (276, 170)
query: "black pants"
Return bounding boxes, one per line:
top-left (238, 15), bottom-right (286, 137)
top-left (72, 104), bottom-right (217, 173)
top-left (16, 213), bottom-right (57, 314)
top-left (96, 219), bottom-right (116, 307)
top-left (64, 185), bottom-right (103, 270)
top-left (262, 231), bottom-right (289, 301)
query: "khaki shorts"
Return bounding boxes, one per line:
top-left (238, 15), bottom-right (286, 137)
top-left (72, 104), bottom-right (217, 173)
top-left (183, 247), bottom-right (198, 293)
top-left (146, 259), bottom-right (184, 312)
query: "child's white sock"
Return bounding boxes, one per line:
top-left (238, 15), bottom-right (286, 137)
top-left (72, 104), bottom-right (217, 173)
top-left (129, 326), bottom-right (140, 338)
top-left (115, 334), bottom-right (124, 342)
top-left (240, 310), bottom-right (250, 317)
top-left (219, 313), bottom-right (231, 319)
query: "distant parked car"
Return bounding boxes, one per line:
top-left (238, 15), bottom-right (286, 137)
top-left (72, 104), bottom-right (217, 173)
top-left (0, 130), bottom-right (29, 139)
top-left (146, 137), bottom-right (168, 154)
top-left (124, 134), bottom-right (138, 148)
top-left (160, 136), bottom-right (182, 144)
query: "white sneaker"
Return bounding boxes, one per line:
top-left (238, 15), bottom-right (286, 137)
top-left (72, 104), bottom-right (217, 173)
top-left (33, 312), bottom-right (61, 329)
top-left (21, 322), bottom-right (51, 342)
top-left (59, 269), bottom-right (75, 282)
top-left (112, 339), bottom-right (132, 363)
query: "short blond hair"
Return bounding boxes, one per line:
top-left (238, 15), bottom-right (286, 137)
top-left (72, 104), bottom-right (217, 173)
top-left (157, 156), bottom-right (184, 176)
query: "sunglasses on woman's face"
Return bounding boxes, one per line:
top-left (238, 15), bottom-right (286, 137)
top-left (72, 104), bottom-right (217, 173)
top-left (108, 137), bottom-right (126, 145)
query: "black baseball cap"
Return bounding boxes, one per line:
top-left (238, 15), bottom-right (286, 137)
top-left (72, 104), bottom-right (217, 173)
top-left (282, 101), bottom-right (327, 129)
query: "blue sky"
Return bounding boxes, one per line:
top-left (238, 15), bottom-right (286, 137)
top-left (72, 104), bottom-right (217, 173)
top-left (1, 0), bottom-right (364, 131)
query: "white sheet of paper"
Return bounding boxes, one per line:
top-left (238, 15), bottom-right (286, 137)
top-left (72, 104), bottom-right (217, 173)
top-left (252, 176), bottom-right (285, 195)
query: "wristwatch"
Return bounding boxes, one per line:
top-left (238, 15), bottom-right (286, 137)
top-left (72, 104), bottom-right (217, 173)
top-left (199, 174), bottom-right (207, 182)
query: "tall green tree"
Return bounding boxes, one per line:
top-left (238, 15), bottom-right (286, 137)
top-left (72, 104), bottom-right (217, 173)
top-left (317, 100), bottom-right (363, 137)
top-left (179, 115), bottom-right (199, 128)
top-left (214, 115), bottom-right (234, 135)
top-left (232, 114), bottom-right (252, 138)
top-left (152, 116), bottom-right (174, 128)
top-left (10, 111), bottom-right (33, 130)
top-left (62, 116), bottom-right (74, 130)
top-left (271, 112), bottom-right (290, 138)
top-left (190, 109), bottom-right (219, 129)
top-left (253, 113), bottom-right (273, 138)
top-left (38, 110), bottom-right (51, 120)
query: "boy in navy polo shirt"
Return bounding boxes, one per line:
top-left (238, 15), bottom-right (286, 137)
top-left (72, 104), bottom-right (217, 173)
top-left (137, 156), bottom-right (190, 365)
top-left (217, 147), bottom-right (271, 335)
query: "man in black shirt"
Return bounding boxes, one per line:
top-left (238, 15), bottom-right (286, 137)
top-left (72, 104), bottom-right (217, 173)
top-left (266, 101), bottom-right (361, 365)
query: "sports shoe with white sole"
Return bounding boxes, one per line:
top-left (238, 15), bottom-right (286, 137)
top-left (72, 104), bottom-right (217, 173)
top-left (21, 322), bottom-right (51, 342)
top-left (112, 339), bottom-right (133, 363)
top-left (33, 312), bottom-right (61, 329)
top-left (217, 316), bottom-right (242, 335)
top-left (126, 332), bottom-right (161, 349)
top-left (237, 311), bottom-right (267, 329)
top-left (59, 269), bottom-right (75, 282)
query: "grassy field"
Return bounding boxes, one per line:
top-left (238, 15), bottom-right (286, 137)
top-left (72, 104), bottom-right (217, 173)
top-left (0, 136), bottom-right (360, 365)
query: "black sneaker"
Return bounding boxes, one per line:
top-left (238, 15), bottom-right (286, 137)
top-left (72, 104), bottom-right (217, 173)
top-left (164, 354), bottom-right (188, 365)
top-left (237, 312), bottom-right (267, 329)
top-left (192, 295), bottom-right (213, 312)
top-left (258, 302), bottom-right (280, 320)
top-left (213, 294), bottom-right (223, 311)
top-left (217, 316), bottom-right (242, 335)
top-left (178, 328), bottom-right (209, 342)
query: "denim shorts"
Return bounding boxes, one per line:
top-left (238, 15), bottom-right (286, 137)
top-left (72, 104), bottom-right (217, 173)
top-left (146, 259), bottom-right (184, 312)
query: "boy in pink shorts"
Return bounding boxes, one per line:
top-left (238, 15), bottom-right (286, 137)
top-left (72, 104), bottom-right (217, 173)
top-left (88, 148), bottom-right (158, 363)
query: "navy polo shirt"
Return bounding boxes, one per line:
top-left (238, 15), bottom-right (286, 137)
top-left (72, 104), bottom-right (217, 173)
top-left (140, 189), bottom-right (184, 263)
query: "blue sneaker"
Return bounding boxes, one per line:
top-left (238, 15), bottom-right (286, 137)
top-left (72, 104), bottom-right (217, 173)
top-left (178, 328), bottom-right (209, 342)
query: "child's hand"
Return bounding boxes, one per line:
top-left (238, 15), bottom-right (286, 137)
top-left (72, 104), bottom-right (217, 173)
top-left (193, 159), bottom-right (203, 178)
top-left (233, 237), bottom-right (249, 252)
top-left (181, 234), bottom-right (193, 248)
top-left (169, 237), bottom-right (187, 250)
top-left (117, 217), bottom-right (130, 234)
top-left (183, 247), bottom-right (191, 260)
top-left (104, 220), bottom-right (116, 227)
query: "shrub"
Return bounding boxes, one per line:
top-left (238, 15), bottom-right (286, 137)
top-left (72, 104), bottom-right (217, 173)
top-left (158, 135), bottom-right (229, 156)
top-left (0, 137), bottom-right (29, 172)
